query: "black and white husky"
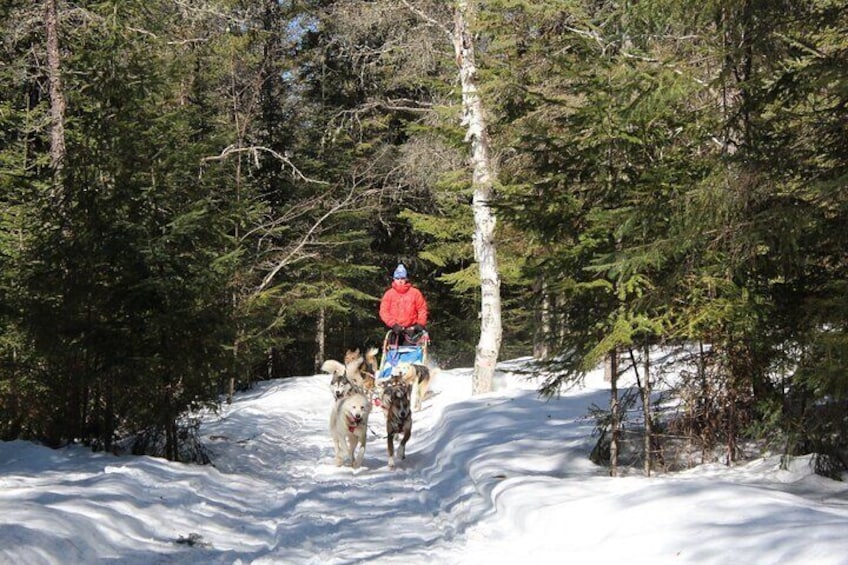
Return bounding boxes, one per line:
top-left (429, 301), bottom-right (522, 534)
top-left (322, 359), bottom-right (353, 400)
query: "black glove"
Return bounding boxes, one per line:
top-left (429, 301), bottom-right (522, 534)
top-left (391, 324), bottom-right (404, 335)
top-left (406, 323), bottom-right (425, 335)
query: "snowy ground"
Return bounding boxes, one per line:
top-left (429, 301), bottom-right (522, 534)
top-left (2, 357), bottom-right (848, 564)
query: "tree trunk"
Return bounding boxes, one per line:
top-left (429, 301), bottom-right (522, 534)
top-left (315, 307), bottom-right (326, 373)
top-left (45, 0), bottom-right (66, 195)
top-left (608, 350), bottom-right (619, 477)
top-left (641, 343), bottom-right (652, 476)
top-left (165, 417), bottom-right (178, 462)
top-left (452, 1), bottom-right (502, 395)
top-left (533, 275), bottom-right (550, 360)
top-left (267, 347), bottom-right (276, 380)
top-left (698, 339), bottom-right (708, 460)
top-left (228, 340), bottom-right (237, 405)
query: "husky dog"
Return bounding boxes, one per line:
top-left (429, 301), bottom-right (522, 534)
top-left (329, 392), bottom-right (371, 468)
top-left (397, 362), bottom-right (433, 412)
top-left (381, 375), bottom-right (412, 470)
top-left (343, 347), bottom-right (379, 393)
top-left (321, 359), bottom-right (353, 400)
top-left (329, 373), bottom-right (353, 400)
top-left (322, 347), bottom-right (376, 398)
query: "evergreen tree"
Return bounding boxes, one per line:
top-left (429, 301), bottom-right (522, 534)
top-left (490, 0), bottom-right (848, 471)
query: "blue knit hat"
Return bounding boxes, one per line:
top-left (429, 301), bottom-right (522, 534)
top-left (393, 264), bottom-right (408, 279)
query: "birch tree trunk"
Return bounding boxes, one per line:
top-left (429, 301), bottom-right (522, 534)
top-left (45, 0), bottom-right (67, 196)
top-left (452, 1), bottom-right (502, 395)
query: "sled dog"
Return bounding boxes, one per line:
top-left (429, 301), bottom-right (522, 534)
top-left (381, 375), bottom-right (412, 470)
top-left (329, 392), bottom-right (371, 468)
top-left (343, 347), bottom-right (379, 392)
top-left (322, 347), bottom-right (376, 398)
top-left (329, 372), bottom-right (353, 400)
top-left (321, 359), bottom-right (354, 400)
top-left (397, 362), bottom-right (433, 412)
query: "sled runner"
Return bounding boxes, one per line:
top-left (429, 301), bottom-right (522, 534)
top-left (377, 329), bottom-right (429, 381)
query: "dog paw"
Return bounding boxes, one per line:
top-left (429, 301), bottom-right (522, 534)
top-left (388, 457), bottom-right (395, 470)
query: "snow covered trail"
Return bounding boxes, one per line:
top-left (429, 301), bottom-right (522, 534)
top-left (196, 371), bottom-right (469, 564)
top-left (0, 367), bottom-right (500, 564)
top-left (188, 362), bottom-right (603, 564)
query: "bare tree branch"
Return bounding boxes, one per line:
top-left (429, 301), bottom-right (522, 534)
top-left (256, 185), bottom-right (358, 293)
top-left (399, 0), bottom-right (451, 38)
top-left (202, 145), bottom-right (330, 185)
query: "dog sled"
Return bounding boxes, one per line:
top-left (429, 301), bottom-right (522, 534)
top-left (376, 329), bottom-right (429, 382)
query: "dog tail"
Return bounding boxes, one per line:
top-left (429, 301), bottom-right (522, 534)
top-left (321, 359), bottom-right (346, 377)
top-left (365, 347), bottom-right (379, 375)
top-left (345, 356), bottom-right (366, 386)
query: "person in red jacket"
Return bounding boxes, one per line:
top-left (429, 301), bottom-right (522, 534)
top-left (379, 263), bottom-right (428, 343)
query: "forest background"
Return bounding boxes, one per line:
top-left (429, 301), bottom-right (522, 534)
top-left (1, 0), bottom-right (846, 476)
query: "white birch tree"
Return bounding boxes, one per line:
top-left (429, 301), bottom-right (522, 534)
top-left (451, 1), bottom-right (501, 394)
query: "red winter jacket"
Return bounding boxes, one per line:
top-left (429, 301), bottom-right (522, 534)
top-left (379, 279), bottom-right (428, 328)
